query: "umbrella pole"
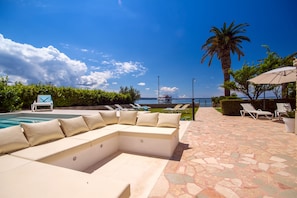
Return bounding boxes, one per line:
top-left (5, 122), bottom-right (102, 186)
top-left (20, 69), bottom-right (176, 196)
top-left (263, 86), bottom-right (266, 110)
top-left (294, 58), bottom-right (297, 134)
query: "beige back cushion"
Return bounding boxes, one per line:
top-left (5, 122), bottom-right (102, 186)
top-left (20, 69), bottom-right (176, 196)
top-left (118, 111), bottom-right (138, 125)
top-left (0, 126), bottom-right (30, 154)
top-left (22, 119), bottom-right (65, 146)
top-left (83, 114), bottom-right (106, 130)
top-left (157, 113), bottom-right (181, 128)
top-left (99, 111), bottom-right (118, 125)
top-left (59, 116), bottom-right (89, 137)
top-left (136, 112), bottom-right (159, 127)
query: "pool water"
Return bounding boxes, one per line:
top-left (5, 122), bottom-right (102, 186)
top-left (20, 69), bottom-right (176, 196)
top-left (0, 113), bottom-right (79, 129)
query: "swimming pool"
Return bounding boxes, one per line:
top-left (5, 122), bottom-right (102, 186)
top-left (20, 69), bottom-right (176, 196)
top-left (0, 113), bottom-right (80, 129)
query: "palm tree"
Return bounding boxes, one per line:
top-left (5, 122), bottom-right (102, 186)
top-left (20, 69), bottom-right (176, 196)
top-left (201, 21), bottom-right (250, 96)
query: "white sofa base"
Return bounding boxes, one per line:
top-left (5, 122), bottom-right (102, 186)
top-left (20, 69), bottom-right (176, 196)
top-left (119, 126), bottom-right (179, 158)
top-left (11, 125), bottom-right (178, 171)
top-left (4, 123), bottom-right (179, 198)
top-left (41, 133), bottom-right (119, 171)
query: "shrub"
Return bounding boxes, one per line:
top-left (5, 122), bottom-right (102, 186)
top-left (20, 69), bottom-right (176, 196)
top-left (220, 98), bottom-right (296, 116)
top-left (0, 77), bottom-right (22, 112)
top-left (212, 94), bottom-right (240, 107)
top-left (220, 99), bottom-right (243, 116)
top-left (0, 76), bottom-right (140, 111)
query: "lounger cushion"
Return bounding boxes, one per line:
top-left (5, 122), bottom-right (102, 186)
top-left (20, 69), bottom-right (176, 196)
top-left (157, 113), bottom-right (181, 128)
top-left (118, 111), bottom-right (138, 125)
top-left (22, 119), bottom-right (65, 146)
top-left (99, 111), bottom-right (118, 125)
top-left (83, 114), bottom-right (106, 130)
top-left (0, 126), bottom-right (30, 154)
top-left (136, 112), bottom-right (159, 127)
top-left (59, 116), bottom-right (89, 137)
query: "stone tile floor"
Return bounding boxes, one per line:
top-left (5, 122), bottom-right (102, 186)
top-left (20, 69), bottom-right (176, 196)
top-left (149, 107), bottom-right (297, 198)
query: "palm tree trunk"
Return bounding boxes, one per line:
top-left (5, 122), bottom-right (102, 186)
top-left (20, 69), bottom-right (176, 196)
top-left (221, 52), bottom-right (231, 96)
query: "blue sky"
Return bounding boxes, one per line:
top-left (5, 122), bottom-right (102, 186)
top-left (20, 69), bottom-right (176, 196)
top-left (0, 0), bottom-right (296, 98)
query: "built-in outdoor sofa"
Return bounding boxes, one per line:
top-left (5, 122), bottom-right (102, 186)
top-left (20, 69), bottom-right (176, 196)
top-left (0, 111), bottom-right (181, 198)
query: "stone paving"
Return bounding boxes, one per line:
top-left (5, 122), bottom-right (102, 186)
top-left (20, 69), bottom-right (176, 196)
top-left (149, 107), bottom-right (297, 198)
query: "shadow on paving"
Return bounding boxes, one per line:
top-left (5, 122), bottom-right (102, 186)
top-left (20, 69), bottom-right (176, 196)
top-left (170, 142), bottom-right (191, 161)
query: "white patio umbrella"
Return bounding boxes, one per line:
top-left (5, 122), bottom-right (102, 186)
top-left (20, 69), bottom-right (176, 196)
top-left (248, 66), bottom-right (296, 110)
top-left (248, 66), bottom-right (296, 85)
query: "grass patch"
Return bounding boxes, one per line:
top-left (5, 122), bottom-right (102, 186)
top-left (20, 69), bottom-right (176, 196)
top-left (149, 107), bottom-right (198, 120)
top-left (215, 107), bottom-right (222, 113)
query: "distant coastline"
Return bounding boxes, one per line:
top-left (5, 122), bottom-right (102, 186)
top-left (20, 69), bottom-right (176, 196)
top-left (136, 98), bottom-right (212, 107)
top-left (136, 96), bottom-right (277, 107)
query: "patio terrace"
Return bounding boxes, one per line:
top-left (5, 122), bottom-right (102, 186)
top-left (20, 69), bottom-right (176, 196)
top-left (149, 107), bottom-right (297, 198)
top-left (6, 107), bottom-right (297, 197)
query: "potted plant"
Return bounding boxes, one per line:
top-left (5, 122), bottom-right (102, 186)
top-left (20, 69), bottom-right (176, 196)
top-left (283, 110), bottom-right (295, 133)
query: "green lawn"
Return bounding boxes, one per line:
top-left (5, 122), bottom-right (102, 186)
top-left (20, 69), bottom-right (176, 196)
top-left (215, 107), bottom-right (222, 113)
top-left (148, 107), bottom-right (198, 120)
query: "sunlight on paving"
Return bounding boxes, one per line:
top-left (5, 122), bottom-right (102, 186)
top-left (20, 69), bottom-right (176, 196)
top-left (87, 152), bottom-right (168, 198)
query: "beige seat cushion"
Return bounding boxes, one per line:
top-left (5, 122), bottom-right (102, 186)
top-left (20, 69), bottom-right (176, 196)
top-left (157, 113), bottom-right (181, 128)
top-left (136, 112), bottom-right (159, 127)
top-left (22, 119), bottom-right (65, 146)
top-left (118, 111), bottom-right (138, 125)
top-left (0, 126), bottom-right (30, 154)
top-left (83, 114), bottom-right (106, 130)
top-left (99, 111), bottom-right (118, 125)
top-left (59, 116), bottom-right (89, 137)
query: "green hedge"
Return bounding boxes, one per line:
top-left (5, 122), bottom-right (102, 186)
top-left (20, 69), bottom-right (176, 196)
top-left (0, 78), bottom-right (135, 112)
top-left (220, 99), bottom-right (243, 116)
top-left (0, 78), bottom-right (23, 112)
top-left (20, 85), bottom-right (133, 109)
top-left (221, 98), bottom-right (296, 116)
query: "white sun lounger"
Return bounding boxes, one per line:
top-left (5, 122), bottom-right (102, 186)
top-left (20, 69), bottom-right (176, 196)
top-left (240, 103), bottom-right (273, 120)
top-left (114, 104), bottom-right (134, 111)
top-left (275, 103), bottom-right (292, 120)
top-left (31, 95), bottom-right (53, 112)
top-left (163, 104), bottom-right (183, 113)
top-left (175, 104), bottom-right (190, 113)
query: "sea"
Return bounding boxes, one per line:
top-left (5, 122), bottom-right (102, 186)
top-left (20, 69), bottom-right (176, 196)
top-left (135, 98), bottom-right (212, 107)
top-left (136, 96), bottom-right (277, 108)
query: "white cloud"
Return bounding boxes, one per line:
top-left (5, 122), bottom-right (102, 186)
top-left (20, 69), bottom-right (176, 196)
top-left (88, 59), bottom-right (99, 63)
top-left (160, 86), bottom-right (179, 94)
top-left (7, 75), bottom-right (28, 85)
top-left (78, 71), bottom-right (112, 89)
top-left (102, 59), bottom-right (147, 77)
top-left (217, 85), bottom-right (224, 95)
top-left (0, 34), bottom-right (148, 89)
top-left (0, 34), bottom-right (87, 86)
top-left (138, 82), bottom-right (145, 86)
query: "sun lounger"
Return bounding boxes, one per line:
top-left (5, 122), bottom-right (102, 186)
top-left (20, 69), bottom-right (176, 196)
top-left (131, 104), bottom-right (148, 110)
top-left (104, 105), bottom-right (116, 110)
top-left (135, 103), bottom-right (151, 110)
top-left (130, 103), bottom-right (140, 110)
top-left (175, 104), bottom-right (190, 113)
top-left (163, 104), bottom-right (183, 113)
top-left (130, 104), bottom-right (151, 111)
top-left (240, 103), bottom-right (273, 120)
top-left (31, 95), bottom-right (53, 112)
top-left (275, 103), bottom-right (292, 120)
top-left (115, 104), bottom-right (134, 111)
